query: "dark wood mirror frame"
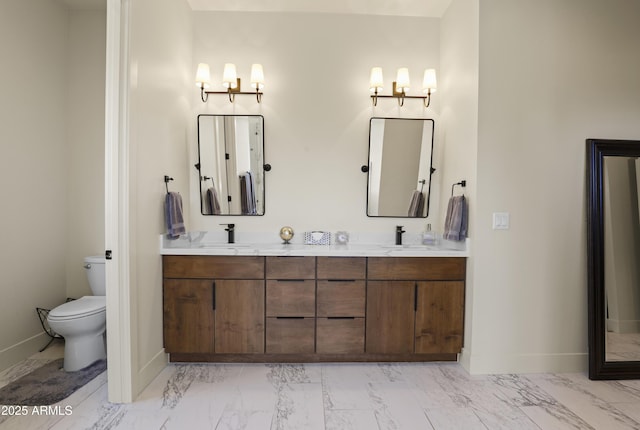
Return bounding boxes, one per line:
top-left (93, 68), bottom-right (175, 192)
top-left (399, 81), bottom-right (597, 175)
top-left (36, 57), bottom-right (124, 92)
top-left (587, 138), bottom-right (640, 379)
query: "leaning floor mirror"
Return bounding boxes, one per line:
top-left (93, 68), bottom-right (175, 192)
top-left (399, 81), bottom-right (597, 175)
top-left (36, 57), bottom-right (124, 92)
top-left (587, 138), bottom-right (640, 379)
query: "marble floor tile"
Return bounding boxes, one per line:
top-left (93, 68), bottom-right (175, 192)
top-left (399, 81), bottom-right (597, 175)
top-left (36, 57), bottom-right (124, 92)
top-left (490, 374), bottom-right (592, 429)
top-left (5, 349), bottom-right (640, 430)
top-left (272, 383), bottom-right (324, 430)
top-left (324, 409), bottom-right (380, 430)
top-left (368, 382), bottom-right (434, 429)
top-left (527, 373), bottom-right (640, 430)
top-left (424, 407), bottom-right (486, 430)
top-left (433, 367), bottom-right (540, 430)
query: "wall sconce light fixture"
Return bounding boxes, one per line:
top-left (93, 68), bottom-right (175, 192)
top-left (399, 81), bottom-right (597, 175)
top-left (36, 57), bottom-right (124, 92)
top-left (369, 67), bottom-right (436, 107)
top-left (196, 63), bottom-right (264, 103)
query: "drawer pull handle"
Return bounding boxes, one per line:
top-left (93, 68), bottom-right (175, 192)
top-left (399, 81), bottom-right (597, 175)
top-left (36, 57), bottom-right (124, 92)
top-left (275, 316), bottom-right (305, 319)
top-left (327, 316), bottom-right (355, 320)
top-left (212, 281), bottom-right (216, 310)
top-left (274, 279), bottom-right (306, 282)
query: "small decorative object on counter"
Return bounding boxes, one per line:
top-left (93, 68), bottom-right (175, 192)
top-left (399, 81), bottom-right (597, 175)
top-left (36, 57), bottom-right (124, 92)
top-left (335, 231), bottom-right (349, 245)
top-left (279, 226), bottom-right (294, 244)
top-left (304, 231), bottom-right (331, 245)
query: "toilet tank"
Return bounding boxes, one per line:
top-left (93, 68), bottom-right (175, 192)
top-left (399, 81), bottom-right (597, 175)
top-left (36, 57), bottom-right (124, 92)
top-left (84, 256), bottom-right (106, 296)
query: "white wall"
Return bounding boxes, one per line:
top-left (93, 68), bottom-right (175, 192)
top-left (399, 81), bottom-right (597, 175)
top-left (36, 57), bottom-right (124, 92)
top-left (470, 0), bottom-right (640, 373)
top-left (439, 0), bottom-right (479, 370)
top-left (190, 12), bottom-right (443, 237)
top-left (127, 0), bottom-right (192, 397)
top-left (0, 1), bottom-right (106, 371)
top-left (0, 0), bottom-right (70, 370)
top-left (66, 10), bottom-right (106, 299)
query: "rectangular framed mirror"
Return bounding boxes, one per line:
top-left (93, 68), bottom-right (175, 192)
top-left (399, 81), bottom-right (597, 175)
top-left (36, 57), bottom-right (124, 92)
top-left (197, 114), bottom-right (265, 216)
top-left (365, 117), bottom-right (435, 217)
top-left (587, 138), bottom-right (640, 379)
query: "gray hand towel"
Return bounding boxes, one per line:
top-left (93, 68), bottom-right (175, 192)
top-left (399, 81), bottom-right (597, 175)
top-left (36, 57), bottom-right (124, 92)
top-left (443, 195), bottom-right (468, 241)
top-left (165, 192), bottom-right (186, 239)
top-left (408, 190), bottom-right (424, 217)
top-left (207, 187), bottom-right (221, 215)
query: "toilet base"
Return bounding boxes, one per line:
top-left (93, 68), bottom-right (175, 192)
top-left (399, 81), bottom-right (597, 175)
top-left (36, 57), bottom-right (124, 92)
top-left (63, 333), bottom-right (106, 372)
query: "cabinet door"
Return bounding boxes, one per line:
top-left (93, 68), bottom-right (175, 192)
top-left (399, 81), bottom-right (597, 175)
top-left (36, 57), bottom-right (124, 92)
top-left (215, 280), bottom-right (265, 353)
top-left (366, 281), bottom-right (415, 354)
top-left (164, 279), bottom-right (215, 354)
top-left (415, 281), bottom-right (464, 354)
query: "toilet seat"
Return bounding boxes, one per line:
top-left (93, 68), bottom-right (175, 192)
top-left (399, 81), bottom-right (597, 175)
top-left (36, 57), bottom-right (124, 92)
top-left (48, 296), bottom-right (106, 321)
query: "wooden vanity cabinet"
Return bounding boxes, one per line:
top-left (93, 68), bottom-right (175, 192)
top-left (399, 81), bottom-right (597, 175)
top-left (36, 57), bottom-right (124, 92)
top-left (366, 257), bottom-right (465, 356)
top-left (316, 257), bottom-right (366, 354)
top-left (163, 254), bottom-right (466, 363)
top-left (163, 278), bottom-right (215, 354)
top-left (265, 257), bottom-right (316, 353)
top-left (163, 256), bottom-right (265, 355)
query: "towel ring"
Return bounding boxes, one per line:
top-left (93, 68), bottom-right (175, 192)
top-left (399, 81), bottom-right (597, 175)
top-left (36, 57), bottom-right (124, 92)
top-left (451, 180), bottom-right (466, 197)
top-left (164, 175), bottom-right (174, 194)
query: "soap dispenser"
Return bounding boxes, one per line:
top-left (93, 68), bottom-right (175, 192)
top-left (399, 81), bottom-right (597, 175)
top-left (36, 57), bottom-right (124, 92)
top-left (422, 224), bottom-right (438, 246)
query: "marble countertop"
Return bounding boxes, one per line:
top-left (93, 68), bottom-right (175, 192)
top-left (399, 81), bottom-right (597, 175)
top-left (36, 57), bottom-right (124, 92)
top-left (160, 232), bottom-right (469, 257)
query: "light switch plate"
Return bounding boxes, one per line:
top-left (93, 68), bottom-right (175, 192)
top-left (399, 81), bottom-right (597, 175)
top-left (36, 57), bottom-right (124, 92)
top-left (493, 212), bottom-right (510, 230)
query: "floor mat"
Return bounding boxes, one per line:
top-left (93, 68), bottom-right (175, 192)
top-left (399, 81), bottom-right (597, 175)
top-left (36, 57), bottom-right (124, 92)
top-left (0, 358), bottom-right (106, 406)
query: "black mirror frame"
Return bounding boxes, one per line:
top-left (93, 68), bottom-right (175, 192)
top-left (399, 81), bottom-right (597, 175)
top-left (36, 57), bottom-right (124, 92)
top-left (587, 138), bottom-right (640, 379)
top-left (196, 114), bottom-right (267, 216)
top-left (364, 117), bottom-right (435, 218)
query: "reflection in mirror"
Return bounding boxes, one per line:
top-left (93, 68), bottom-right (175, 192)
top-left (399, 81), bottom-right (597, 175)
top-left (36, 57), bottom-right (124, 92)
top-left (366, 118), bottom-right (434, 217)
top-left (587, 138), bottom-right (640, 380)
top-left (603, 156), bottom-right (640, 361)
top-left (197, 115), bottom-right (265, 215)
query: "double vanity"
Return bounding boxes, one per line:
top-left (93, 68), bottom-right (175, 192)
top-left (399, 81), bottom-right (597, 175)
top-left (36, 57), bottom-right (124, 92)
top-left (165, 114), bottom-right (467, 363)
top-left (161, 236), bottom-right (468, 363)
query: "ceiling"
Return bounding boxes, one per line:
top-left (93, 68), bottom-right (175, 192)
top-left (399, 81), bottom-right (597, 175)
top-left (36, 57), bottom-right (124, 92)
top-left (57, 0), bottom-right (106, 10)
top-left (186, 0), bottom-right (453, 18)
top-left (55, 0), bottom-right (452, 17)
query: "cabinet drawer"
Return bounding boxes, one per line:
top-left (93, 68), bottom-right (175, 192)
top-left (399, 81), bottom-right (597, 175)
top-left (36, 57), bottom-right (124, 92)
top-left (266, 317), bottom-right (315, 353)
top-left (317, 281), bottom-right (365, 317)
top-left (266, 256), bottom-right (315, 279)
top-left (266, 280), bottom-right (315, 317)
top-left (163, 256), bottom-right (264, 279)
top-left (367, 257), bottom-right (465, 280)
top-left (317, 257), bottom-right (366, 279)
top-left (316, 318), bottom-right (364, 354)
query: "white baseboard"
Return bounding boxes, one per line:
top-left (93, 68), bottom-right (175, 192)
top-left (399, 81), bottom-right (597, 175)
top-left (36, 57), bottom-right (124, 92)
top-left (458, 347), bottom-right (471, 372)
top-left (134, 348), bottom-right (168, 399)
top-left (0, 332), bottom-right (48, 372)
top-left (462, 350), bottom-right (588, 375)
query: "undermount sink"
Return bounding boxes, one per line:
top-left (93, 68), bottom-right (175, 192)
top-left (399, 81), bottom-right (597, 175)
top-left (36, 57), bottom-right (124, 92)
top-left (196, 243), bottom-right (251, 248)
top-left (380, 244), bottom-right (436, 249)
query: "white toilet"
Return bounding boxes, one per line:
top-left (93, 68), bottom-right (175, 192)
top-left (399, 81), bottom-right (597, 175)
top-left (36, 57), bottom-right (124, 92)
top-left (48, 256), bottom-right (107, 371)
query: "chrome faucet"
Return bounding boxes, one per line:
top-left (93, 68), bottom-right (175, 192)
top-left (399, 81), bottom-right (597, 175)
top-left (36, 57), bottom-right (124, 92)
top-left (395, 225), bottom-right (405, 245)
